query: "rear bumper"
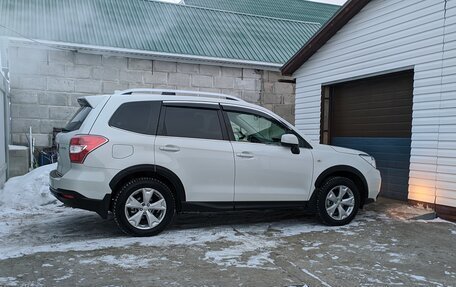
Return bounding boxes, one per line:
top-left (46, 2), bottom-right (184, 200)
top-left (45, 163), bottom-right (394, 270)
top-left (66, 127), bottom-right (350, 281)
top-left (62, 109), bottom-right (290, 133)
top-left (50, 187), bottom-right (111, 219)
top-left (49, 166), bottom-right (118, 200)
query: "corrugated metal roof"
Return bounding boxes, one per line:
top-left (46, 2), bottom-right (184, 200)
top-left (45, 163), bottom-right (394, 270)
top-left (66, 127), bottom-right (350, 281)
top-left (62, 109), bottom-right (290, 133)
top-left (184, 0), bottom-right (340, 25)
top-left (0, 0), bottom-right (321, 64)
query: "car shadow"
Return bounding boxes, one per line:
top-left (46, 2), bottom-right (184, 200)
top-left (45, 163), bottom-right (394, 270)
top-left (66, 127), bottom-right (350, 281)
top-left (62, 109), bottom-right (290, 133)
top-left (170, 209), bottom-right (317, 230)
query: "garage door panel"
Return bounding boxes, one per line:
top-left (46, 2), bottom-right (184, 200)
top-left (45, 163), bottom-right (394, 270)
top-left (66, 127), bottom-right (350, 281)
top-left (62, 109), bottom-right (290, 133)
top-left (333, 123), bottom-right (412, 138)
top-left (384, 186), bottom-right (409, 201)
top-left (334, 96), bottom-right (412, 109)
top-left (334, 106), bottom-right (412, 116)
top-left (329, 71), bottom-right (413, 200)
top-left (333, 113), bottom-right (411, 124)
top-left (331, 137), bottom-right (411, 154)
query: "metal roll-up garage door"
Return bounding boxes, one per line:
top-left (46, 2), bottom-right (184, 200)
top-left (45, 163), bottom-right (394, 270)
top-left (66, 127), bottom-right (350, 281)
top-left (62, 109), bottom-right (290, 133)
top-left (327, 70), bottom-right (413, 200)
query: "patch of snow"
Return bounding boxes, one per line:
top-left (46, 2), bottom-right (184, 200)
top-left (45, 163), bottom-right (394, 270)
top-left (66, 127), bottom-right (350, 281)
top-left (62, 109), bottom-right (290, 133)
top-left (0, 225), bottom-right (227, 260)
top-left (409, 274), bottom-right (426, 281)
top-left (246, 252), bottom-right (275, 268)
top-left (367, 278), bottom-right (384, 284)
top-left (204, 231), bottom-right (278, 269)
top-left (330, 244), bottom-right (347, 250)
top-left (41, 263), bottom-right (53, 267)
top-left (416, 217), bottom-right (456, 225)
top-left (302, 242), bottom-right (322, 251)
top-left (451, 230), bottom-right (456, 235)
top-left (393, 271), bottom-right (442, 285)
top-left (367, 241), bottom-right (389, 252)
top-left (0, 164), bottom-right (58, 214)
top-left (300, 268), bottom-right (333, 287)
top-left (388, 252), bottom-right (403, 263)
top-left (271, 219), bottom-right (361, 237)
top-left (54, 269), bottom-right (73, 282)
top-left (0, 277), bottom-right (18, 287)
top-left (80, 254), bottom-right (162, 269)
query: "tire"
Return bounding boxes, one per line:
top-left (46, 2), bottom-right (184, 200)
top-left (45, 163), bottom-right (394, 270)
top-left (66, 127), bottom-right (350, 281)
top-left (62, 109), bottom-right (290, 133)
top-left (316, 176), bottom-right (360, 226)
top-left (113, 177), bottom-right (175, 236)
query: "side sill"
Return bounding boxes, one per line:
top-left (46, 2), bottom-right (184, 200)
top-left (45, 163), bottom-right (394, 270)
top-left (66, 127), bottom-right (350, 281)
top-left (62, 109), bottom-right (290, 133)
top-left (181, 201), bottom-right (311, 212)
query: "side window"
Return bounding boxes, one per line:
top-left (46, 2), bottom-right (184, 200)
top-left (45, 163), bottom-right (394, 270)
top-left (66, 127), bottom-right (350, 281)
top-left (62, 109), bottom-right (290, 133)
top-left (226, 111), bottom-right (288, 145)
top-left (162, 106), bottom-right (223, 140)
top-left (109, 101), bottom-right (161, 135)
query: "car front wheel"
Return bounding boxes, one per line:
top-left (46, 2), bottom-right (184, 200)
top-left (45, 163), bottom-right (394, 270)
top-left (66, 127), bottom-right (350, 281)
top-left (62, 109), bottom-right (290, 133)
top-left (316, 176), bottom-right (360, 226)
top-left (113, 177), bottom-right (175, 236)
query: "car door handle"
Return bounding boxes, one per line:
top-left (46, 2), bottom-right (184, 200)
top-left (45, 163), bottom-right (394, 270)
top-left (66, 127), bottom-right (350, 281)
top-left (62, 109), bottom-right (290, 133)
top-left (236, 151), bottom-right (254, 158)
top-left (159, 145), bottom-right (180, 152)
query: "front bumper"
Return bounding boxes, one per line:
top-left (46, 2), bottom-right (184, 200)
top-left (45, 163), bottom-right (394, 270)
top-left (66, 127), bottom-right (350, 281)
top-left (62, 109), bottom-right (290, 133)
top-left (50, 187), bottom-right (111, 218)
top-left (365, 168), bottom-right (382, 204)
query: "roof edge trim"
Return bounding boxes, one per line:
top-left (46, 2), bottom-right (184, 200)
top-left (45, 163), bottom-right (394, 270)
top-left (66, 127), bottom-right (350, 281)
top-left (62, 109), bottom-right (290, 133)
top-left (8, 37), bottom-right (283, 70)
top-left (280, 0), bottom-right (370, 76)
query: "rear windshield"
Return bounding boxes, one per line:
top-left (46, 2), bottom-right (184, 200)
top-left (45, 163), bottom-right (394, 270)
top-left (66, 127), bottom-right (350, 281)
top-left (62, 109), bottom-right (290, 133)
top-left (63, 106), bottom-right (92, 132)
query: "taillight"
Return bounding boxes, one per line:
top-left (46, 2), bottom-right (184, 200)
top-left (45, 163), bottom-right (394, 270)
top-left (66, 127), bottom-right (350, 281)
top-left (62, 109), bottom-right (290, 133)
top-left (69, 135), bottom-right (108, 164)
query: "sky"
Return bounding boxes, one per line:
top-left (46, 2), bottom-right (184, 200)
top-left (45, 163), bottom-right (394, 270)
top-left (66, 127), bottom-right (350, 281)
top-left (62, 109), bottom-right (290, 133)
top-left (162, 0), bottom-right (348, 5)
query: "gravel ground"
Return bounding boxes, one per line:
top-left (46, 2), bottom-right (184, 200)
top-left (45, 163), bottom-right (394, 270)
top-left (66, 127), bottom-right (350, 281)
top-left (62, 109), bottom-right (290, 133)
top-left (0, 197), bottom-right (455, 287)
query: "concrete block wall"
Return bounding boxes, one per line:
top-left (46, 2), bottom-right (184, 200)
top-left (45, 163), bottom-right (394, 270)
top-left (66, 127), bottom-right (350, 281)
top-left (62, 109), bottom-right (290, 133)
top-left (9, 45), bottom-right (295, 147)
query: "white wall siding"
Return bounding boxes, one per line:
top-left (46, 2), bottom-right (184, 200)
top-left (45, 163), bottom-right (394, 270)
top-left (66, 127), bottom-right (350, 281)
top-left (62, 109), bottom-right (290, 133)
top-left (436, 0), bottom-right (456, 207)
top-left (0, 39), bottom-right (7, 187)
top-left (294, 0), bottom-right (456, 207)
top-left (0, 74), bottom-right (7, 187)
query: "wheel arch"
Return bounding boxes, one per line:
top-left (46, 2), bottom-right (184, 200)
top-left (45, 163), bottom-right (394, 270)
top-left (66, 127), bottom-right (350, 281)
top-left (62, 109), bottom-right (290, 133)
top-left (313, 165), bottom-right (369, 207)
top-left (109, 164), bottom-right (186, 211)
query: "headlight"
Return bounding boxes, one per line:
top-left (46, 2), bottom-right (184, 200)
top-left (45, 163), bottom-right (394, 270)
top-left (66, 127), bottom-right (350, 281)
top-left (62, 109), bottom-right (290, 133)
top-left (360, 154), bottom-right (376, 168)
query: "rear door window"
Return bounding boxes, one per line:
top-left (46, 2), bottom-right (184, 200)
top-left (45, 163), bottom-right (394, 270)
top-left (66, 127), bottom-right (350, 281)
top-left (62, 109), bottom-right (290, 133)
top-left (109, 101), bottom-right (161, 135)
top-left (161, 106), bottom-right (223, 140)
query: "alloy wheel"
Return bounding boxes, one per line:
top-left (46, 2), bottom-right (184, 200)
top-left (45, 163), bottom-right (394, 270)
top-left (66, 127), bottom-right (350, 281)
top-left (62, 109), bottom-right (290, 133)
top-left (124, 188), bottom-right (167, 230)
top-left (325, 185), bottom-right (355, 220)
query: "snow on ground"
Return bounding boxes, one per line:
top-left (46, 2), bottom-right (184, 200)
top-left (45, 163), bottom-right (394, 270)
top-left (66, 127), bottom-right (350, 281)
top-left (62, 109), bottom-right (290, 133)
top-left (416, 217), bottom-right (456, 225)
top-left (0, 164), bottom-right (454, 278)
top-left (0, 163), bottom-right (58, 214)
top-left (0, 164), bottom-right (368, 267)
top-left (79, 254), bottom-right (169, 269)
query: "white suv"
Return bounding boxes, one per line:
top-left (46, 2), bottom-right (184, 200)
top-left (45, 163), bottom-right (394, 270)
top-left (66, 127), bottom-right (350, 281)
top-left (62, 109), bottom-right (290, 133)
top-left (50, 89), bottom-right (381, 236)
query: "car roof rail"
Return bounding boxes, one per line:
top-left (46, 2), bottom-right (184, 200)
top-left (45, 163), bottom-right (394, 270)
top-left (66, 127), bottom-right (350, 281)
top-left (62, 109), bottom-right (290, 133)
top-left (115, 88), bottom-right (245, 102)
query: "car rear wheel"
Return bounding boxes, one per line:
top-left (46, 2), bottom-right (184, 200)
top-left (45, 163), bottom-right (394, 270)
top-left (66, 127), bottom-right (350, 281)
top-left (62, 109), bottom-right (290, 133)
top-left (316, 177), bottom-right (360, 226)
top-left (113, 177), bottom-right (175, 236)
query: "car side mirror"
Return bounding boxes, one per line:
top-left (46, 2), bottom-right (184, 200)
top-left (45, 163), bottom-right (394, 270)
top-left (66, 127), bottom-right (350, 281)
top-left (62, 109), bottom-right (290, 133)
top-left (281, 134), bottom-right (300, 154)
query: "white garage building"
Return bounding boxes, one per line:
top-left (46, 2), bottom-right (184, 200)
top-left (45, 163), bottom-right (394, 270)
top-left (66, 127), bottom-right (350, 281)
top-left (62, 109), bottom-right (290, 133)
top-left (282, 0), bottom-right (456, 220)
top-left (0, 44), bottom-right (8, 187)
